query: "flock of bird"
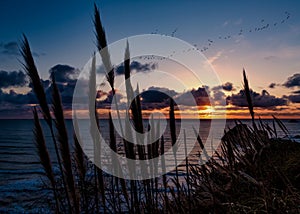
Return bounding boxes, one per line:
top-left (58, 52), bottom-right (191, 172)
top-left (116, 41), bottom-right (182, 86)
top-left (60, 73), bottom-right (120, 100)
top-left (143, 11), bottom-right (291, 61)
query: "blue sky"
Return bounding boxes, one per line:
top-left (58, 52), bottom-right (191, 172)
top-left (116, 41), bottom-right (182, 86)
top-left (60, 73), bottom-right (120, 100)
top-left (1, 1), bottom-right (299, 74)
top-left (0, 0), bottom-right (300, 118)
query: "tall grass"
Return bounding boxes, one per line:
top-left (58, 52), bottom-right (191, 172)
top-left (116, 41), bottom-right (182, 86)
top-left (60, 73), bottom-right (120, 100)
top-left (21, 4), bottom-right (300, 213)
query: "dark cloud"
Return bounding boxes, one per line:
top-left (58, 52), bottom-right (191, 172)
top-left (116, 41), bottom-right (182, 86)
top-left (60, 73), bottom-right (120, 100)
top-left (138, 87), bottom-right (178, 110)
top-left (141, 93), bottom-right (169, 110)
top-left (0, 41), bottom-right (43, 57)
top-left (0, 89), bottom-right (35, 105)
top-left (96, 90), bottom-right (123, 109)
top-left (287, 94), bottom-right (300, 103)
top-left (49, 64), bottom-right (78, 83)
top-left (0, 41), bottom-right (19, 55)
top-left (0, 64), bottom-right (80, 114)
top-left (137, 86), bottom-right (211, 110)
top-left (175, 87), bottom-right (210, 106)
top-left (283, 73), bottom-right (300, 88)
top-left (141, 91), bottom-right (171, 103)
top-left (292, 90), bottom-right (300, 94)
top-left (43, 64), bottom-right (78, 106)
top-left (112, 86), bottom-right (209, 111)
top-left (114, 61), bottom-right (157, 75)
top-left (268, 83), bottom-right (277, 89)
top-left (0, 70), bottom-right (27, 88)
top-left (212, 82), bottom-right (234, 92)
top-left (142, 86), bottom-right (178, 102)
top-left (227, 89), bottom-right (287, 108)
top-left (222, 82), bottom-right (233, 91)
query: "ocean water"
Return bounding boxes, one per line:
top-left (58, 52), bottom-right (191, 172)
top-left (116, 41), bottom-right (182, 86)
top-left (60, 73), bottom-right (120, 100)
top-left (0, 119), bottom-right (299, 212)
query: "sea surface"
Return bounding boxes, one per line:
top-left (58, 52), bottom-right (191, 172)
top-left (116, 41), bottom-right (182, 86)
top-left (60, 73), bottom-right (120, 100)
top-left (0, 119), bottom-right (299, 212)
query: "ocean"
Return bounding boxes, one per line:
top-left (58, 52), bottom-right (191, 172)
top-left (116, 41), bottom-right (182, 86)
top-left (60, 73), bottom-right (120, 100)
top-left (0, 119), bottom-right (299, 212)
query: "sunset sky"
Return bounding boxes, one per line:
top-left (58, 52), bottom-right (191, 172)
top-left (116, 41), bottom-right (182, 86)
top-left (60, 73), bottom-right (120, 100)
top-left (1, 0), bottom-right (300, 119)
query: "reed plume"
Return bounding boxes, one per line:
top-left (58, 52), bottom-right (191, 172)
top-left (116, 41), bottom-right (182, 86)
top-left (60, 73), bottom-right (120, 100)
top-left (94, 3), bottom-right (114, 90)
top-left (51, 74), bottom-right (79, 213)
top-left (243, 69), bottom-right (255, 123)
top-left (20, 35), bottom-right (51, 126)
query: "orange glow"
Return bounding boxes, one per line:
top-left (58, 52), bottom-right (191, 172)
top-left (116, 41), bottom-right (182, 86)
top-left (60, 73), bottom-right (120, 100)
top-left (62, 103), bottom-right (300, 120)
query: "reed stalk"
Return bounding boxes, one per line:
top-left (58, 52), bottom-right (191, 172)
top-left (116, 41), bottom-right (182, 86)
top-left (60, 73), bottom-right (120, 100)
top-left (183, 130), bottom-right (191, 213)
top-left (88, 53), bottom-right (106, 213)
top-left (160, 135), bottom-right (169, 211)
top-left (169, 98), bottom-right (179, 182)
top-left (73, 114), bottom-right (88, 212)
top-left (51, 74), bottom-right (79, 213)
top-left (33, 107), bottom-right (60, 213)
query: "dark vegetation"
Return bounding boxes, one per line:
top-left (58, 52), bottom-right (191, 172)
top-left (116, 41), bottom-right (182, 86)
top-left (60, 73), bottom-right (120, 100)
top-left (20, 4), bottom-right (300, 213)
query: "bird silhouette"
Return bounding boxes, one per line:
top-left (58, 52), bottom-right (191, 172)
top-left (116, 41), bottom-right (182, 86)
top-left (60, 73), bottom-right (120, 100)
top-left (147, 11), bottom-right (291, 57)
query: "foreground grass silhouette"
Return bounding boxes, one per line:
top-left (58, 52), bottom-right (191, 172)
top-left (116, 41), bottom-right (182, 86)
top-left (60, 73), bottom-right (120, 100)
top-left (20, 4), bottom-right (300, 214)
